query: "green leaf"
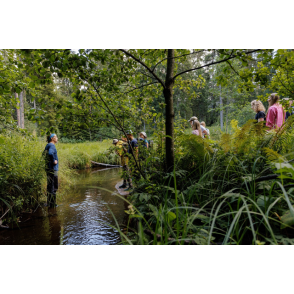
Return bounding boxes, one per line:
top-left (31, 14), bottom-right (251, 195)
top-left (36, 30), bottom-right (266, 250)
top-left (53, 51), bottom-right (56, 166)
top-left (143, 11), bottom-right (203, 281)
top-left (257, 196), bottom-right (275, 208)
top-left (167, 211), bottom-right (176, 222)
top-left (281, 208), bottom-right (294, 229)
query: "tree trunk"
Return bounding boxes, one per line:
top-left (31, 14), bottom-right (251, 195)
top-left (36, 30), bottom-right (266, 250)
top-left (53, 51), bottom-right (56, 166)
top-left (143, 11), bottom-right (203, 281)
top-left (19, 91), bottom-right (25, 128)
top-left (15, 93), bottom-right (21, 127)
top-left (163, 49), bottom-right (175, 171)
top-left (33, 99), bottom-right (38, 128)
top-left (219, 85), bottom-right (223, 131)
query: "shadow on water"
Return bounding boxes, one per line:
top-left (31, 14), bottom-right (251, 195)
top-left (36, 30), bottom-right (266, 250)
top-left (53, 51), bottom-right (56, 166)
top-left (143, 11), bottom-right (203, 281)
top-left (0, 168), bottom-right (127, 245)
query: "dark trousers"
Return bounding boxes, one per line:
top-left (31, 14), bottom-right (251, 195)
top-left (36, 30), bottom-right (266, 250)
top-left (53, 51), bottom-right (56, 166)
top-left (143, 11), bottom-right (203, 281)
top-left (47, 171), bottom-right (58, 207)
top-left (123, 165), bottom-right (132, 187)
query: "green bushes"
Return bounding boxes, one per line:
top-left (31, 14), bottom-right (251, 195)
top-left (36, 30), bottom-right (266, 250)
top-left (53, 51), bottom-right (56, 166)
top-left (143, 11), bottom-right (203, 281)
top-left (0, 135), bottom-right (118, 223)
top-left (0, 134), bottom-right (46, 220)
top-left (117, 119), bottom-right (294, 245)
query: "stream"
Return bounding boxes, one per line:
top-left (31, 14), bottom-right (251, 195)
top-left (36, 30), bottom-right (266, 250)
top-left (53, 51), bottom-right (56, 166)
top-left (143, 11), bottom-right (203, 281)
top-left (0, 168), bottom-right (127, 245)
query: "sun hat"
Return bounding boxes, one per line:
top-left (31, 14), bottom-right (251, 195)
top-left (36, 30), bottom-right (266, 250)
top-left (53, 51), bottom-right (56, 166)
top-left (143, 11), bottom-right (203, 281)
top-left (112, 139), bottom-right (119, 144)
top-left (140, 131), bottom-right (147, 138)
top-left (126, 130), bottom-right (133, 135)
top-left (188, 116), bottom-right (198, 122)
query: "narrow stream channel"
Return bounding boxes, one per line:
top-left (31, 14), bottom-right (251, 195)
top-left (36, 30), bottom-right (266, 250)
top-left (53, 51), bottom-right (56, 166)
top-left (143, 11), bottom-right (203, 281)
top-left (0, 168), bottom-right (126, 245)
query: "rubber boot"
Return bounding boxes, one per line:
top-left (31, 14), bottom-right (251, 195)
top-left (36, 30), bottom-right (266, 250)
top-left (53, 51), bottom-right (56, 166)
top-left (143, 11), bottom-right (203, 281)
top-left (119, 180), bottom-right (127, 189)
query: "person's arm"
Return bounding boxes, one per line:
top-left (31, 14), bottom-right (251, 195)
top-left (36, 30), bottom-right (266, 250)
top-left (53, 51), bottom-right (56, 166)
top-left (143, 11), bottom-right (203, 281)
top-left (48, 145), bottom-right (58, 165)
top-left (257, 111), bottom-right (265, 122)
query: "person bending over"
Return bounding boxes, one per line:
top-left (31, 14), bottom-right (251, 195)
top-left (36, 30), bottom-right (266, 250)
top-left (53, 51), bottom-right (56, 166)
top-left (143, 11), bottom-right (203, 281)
top-left (112, 138), bottom-right (131, 189)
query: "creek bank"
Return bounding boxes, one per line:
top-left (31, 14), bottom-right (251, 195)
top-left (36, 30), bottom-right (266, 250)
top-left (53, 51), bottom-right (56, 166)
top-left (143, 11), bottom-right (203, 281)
top-left (0, 167), bottom-right (126, 245)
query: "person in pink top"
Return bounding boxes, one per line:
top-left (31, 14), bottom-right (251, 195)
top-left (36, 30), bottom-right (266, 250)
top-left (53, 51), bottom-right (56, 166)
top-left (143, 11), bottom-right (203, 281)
top-left (189, 118), bottom-right (203, 137)
top-left (266, 93), bottom-right (285, 130)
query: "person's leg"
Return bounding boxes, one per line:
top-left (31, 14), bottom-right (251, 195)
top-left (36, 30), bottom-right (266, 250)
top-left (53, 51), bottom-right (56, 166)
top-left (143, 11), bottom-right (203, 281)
top-left (47, 171), bottom-right (55, 207)
top-left (119, 165), bottom-right (128, 188)
top-left (126, 165), bottom-right (133, 188)
top-left (51, 171), bottom-right (59, 207)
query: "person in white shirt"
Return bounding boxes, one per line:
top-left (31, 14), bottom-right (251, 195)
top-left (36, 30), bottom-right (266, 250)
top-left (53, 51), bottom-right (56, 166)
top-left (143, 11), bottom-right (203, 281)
top-left (200, 121), bottom-right (210, 138)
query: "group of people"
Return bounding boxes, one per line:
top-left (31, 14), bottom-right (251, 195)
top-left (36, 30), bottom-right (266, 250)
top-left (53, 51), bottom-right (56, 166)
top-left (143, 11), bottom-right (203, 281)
top-left (43, 93), bottom-right (293, 207)
top-left (251, 93), bottom-right (293, 129)
top-left (188, 117), bottom-right (210, 138)
top-left (112, 130), bottom-right (149, 191)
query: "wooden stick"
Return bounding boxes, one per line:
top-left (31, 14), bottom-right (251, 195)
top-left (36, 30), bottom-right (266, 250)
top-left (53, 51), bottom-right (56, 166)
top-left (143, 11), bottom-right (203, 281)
top-left (91, 161), bottom-right (122, 168)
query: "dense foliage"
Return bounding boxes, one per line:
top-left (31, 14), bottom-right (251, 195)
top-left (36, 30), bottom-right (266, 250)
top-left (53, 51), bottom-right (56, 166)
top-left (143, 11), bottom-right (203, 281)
top-left (121, 117), bottom-right (294, 245)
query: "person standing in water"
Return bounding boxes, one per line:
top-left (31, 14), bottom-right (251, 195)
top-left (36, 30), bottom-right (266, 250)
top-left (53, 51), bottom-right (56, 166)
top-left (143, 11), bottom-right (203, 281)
top-left (112, 138), bottom-right (131, 189)
top-left (44, 134), bottom-right (59, 208)
top-left (124, 130), bottom-right (138, 191)
top-left (251, 100), bottom-right (266, 122)
top-left (266, 93), bottom-right (285, 130)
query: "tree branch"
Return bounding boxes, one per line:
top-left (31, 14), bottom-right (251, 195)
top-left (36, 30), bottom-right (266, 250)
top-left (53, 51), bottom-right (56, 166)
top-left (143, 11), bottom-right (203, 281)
top-left (226, 60), bottom-right (241, 77)
top-left (119, 49), bottom-right (165, 88)
top-left (123, 81), bottom-right (159, 95)
top-left (173, 49), bottom-right (262, 80)
top-left (151, 49), bottom-right (206, 73)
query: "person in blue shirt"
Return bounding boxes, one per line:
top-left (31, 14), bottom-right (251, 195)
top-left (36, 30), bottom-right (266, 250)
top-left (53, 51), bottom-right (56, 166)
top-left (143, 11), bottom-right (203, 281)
top-left (251, 100), bottom-right (266, 122)
top-left (139, 132), bottom-right (149, 148)
top-left (285, 99), bottom-right (294, 120)
top-left (126, 130), bottom-right (138, 156)
top-left (44, 134), bottom-right (59, 208)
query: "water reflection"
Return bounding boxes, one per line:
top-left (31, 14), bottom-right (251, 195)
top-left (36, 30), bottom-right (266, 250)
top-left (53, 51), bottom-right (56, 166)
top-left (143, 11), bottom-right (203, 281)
top-left (0, 168), bottom-right (126, 245)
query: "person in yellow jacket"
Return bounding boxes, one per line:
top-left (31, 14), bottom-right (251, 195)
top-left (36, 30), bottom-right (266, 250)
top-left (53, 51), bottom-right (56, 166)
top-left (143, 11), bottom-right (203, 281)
top-left (112, 137), bottom-right (132, 189)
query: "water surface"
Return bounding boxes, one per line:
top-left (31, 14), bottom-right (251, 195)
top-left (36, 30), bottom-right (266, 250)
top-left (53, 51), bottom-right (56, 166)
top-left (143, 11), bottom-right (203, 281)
top-left (0, 168), bottom-right (126, 245)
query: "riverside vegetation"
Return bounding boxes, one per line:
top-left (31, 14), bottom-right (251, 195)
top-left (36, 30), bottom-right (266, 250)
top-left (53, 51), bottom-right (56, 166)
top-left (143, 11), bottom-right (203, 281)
top-left (118, 118), bottom-right (294, 245)
top-left (2, 49), bottom-right (294, 244)
top-left (0, 135), bottom-right (119, 223)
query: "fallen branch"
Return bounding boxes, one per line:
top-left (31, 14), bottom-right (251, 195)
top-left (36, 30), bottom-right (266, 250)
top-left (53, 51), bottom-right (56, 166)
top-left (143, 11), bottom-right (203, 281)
top-left (91, 161), bottom-right (122, 168)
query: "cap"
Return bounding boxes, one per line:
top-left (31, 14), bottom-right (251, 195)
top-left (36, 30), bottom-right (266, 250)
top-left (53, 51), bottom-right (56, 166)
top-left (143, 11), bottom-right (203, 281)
top-left (126, 130), bottom-right (133, 135)
top-left (112, 139), bottom-right (119, 144)
top-left (188, 116), bottom-right (198, 122)
top-left (140, 131), bottom-right (147, 138)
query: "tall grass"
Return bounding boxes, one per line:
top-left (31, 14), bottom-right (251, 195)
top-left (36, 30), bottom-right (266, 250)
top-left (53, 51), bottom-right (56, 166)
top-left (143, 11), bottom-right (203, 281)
top-left (116, 119), bottom-right (294, 245)
top-left (0, 135), bottom-right (117, 222)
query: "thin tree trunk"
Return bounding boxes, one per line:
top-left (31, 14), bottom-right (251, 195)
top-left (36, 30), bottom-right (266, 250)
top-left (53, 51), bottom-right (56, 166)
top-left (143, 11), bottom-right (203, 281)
top-left (163, 49), bottom-right (175, 171)
top-left (219, 85), bottom-right (223, 131)
top-left (33, 99), bottom-right (38, 128)
top-left (15, 93), bottom-right (21, 127)
top-left (19, 91), bottom-right (25, 128)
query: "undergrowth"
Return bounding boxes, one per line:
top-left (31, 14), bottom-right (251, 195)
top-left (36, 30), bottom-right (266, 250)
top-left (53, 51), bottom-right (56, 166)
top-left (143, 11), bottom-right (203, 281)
top-left (116, 117), bottom-right (294, 245)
